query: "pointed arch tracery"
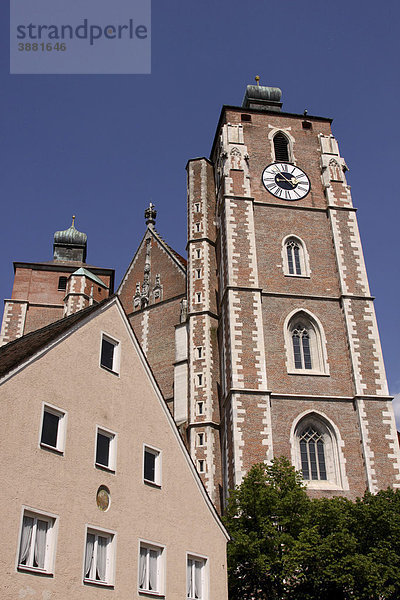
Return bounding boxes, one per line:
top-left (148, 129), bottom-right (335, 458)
top-left (284, 309), bottom-right (329, 375)
top-left (290, 410), bottom-right (349, 490)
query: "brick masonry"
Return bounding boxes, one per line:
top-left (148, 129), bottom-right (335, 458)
top-left (2, 96), bottom-right (399, 510)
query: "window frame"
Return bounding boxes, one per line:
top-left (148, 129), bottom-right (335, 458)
top-left (273, 131), bottom-right (291, 162)
top-left (57, 276), bottom-right (67, 291)
top-left (95, 426), bottom-right (117, 473)
top-left (291, 411), bottom-right (348, 491)
top-left (39, 402), bottom-right (67, 455)
top-left (138, 540), bottom-right (165, 596)
top-left (282, 235), bottom-right (310, 278)
top-left (196, 432), bottom-right (205, 447)
top-left (196, 373), bottom-right (204, 387)
top-left (284, 309), bottom-right (329, 376)
top-left (268, 128), bottom-right (295, 164)
top-left (99, 332), bottom-right (120, 375)
top-left (186, 553), bottom-right (208, 600)
top-left (196, 401), bottom-right (204, 416)
top-left (197, 459), bottom-right (205, 473)
top-left (17, 507), bottom-right (58, 575)
top-left (143, 444), bottom-right (162, 487)
top-left (83, 525), bottom-right (116, 587)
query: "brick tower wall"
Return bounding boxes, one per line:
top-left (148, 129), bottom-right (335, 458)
top-left (210, 106), bottom-right (400, 498)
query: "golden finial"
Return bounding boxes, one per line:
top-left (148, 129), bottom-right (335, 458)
top-left (255, 75), bottom-right (260, 86)
top-left (72, 215), bottom-right (76, 227)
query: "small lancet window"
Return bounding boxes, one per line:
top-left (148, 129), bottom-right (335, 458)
top-left (273, 132), bottom-right (290, 162)
top-left (299, 426), bottom-right (327, 480)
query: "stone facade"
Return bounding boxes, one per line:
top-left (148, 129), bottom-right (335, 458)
top-left (0, 298), bottom-right (228, 598)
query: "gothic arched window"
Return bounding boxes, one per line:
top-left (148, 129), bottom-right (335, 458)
top-left (284, 310), bottom-right (329, 375)
top-left (282, 236), bottom-right (310, 278)
top-left (273, 132), bottom-right (290, 162)
top-left (292, 323), bottom-right (312, 370)
top-left (287, 239), bottom-right (301, 275)
top-left (299, 425), bottom-right (327, 480)
top-left (291, 412), bottom-right (348, 490)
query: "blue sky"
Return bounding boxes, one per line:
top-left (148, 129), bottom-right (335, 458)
top-left (1, 1), bottom-right (399, 417)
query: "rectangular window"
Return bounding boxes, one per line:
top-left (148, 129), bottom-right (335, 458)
top-left (197, 347), bottom-right (203, 359)
top-left (95, 427), bottom-right (116, 471)
top-left (18, 509), bottom-right (56, 574)
top-left (139, 543), bottom-right (164, 594)
top-left (196, 249), bottom-right (201, 259)
top-left (197, 459), bottom-right (205, 473)
top-left (197, 432), bottom-right (205, 447)
top-left (100, 334), bottom-right (120, 374)
top-left (196, 269), bottom-right (202, 279)
top-left (58, 276), bottom-right (67, 291)
top-left (143, 445), bottom-right (161, 486)
top-left (195, 203), bottom-right (201, 212)
top-left (196, 402), bottom-right (204, 416)
top-left (195, 223), bottom-right (201, 232)
top-left (196, 373), bottom-right (203, 387)
top-left (84, 528), bottom-right (114, 586)
top-left (196, 293), bottom-right (202, 303)
top-left (187, 556), bottom-right (207, 600)
top-left (40, 404), bottom-right (66, 453)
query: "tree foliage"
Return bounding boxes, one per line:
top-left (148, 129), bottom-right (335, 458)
top-left (223, 458), bottom-right (400, 600)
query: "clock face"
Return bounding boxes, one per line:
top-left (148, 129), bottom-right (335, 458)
top-left (262, 163), bottom-right (311, 200)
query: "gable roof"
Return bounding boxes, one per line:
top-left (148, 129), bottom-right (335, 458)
top-left (0, 300), bottom-right (107, 378)
top-left (117, 227), bottom-right (186, 295)
top-left (0, 296), bottom-right (229, 540)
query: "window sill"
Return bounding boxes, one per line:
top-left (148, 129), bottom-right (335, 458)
top-left (144, 479), bottom-right (161, 489)
top-left (284, 273), bottom-right (310, 279)
top-left (95, 463), bottom-right (116, 474)
top-left (18, 565), bottom-right (53, 577)
top-left (287, 369), bottom-right (330, 377)
top-left (100, 364), bottom-right (119, 377)
top-left (304, 480), bottom-right (343, 491)
top-left (138, 590), bottom-right (165, 597)
top-left (84, 578), bottom-right (114, 588)
top-left (40, 443), bottom-right (64, 456)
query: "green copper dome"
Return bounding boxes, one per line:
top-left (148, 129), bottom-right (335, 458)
top-left (54, 218), bottom-right (87, 246)
top-left (53, 217), bottom-right (87, 262)
top-left (242, 82), bottom-right (282, 112)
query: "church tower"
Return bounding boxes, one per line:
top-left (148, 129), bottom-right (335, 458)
top-left (0, 218), bottom-right (114, 345)
top-left (185, 83), bottom-right (400, 504)
top-left (3, 85), bottom-right (398, 513)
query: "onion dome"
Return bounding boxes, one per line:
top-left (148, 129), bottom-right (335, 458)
top-left (53, 216), bottom-right (87, 262)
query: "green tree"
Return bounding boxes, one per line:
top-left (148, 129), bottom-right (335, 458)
top-left (223, 457), bottom-right (309, 600)
top-left (223, 459), bottom-right (400, 600)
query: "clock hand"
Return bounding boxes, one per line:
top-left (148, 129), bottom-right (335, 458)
top-left (276, 172), bottom-right (297, 186)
